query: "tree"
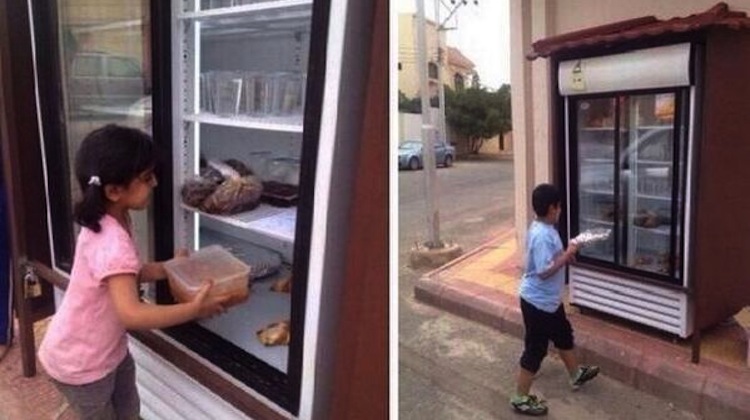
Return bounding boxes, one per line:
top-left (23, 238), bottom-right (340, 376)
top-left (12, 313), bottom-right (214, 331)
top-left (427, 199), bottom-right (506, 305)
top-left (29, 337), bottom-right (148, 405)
top-left (471, 72), bottom-right (481, 88)
top-left (445, 84), bottom-right (511, 154)
top-left (398, 90), bottom-right (441, 113)
top-left (398, 91), bottom-right (421, 113)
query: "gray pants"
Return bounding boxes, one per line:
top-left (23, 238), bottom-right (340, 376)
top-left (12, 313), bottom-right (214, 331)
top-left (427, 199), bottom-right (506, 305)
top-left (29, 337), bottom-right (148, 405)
top-left (52, 353), bottom-right (140, 420)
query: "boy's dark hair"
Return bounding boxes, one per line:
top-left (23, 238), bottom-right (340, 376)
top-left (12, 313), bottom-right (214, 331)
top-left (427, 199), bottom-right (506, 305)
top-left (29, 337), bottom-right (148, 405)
top-left (532, 183), bottom-right (561, 217)
top-left (73, 125), bottom-right (159, 232)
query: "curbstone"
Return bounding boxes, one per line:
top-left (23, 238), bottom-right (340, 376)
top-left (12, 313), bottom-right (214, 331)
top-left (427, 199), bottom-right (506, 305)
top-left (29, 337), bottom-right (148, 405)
top-left (501, 305), bottom-right (524, 339)
top-left (635, 352), bottom-right (706, 415)
top-left (701, 370), bottom-right (750, 420)
top-left (578, 333), bottom-right (641, 387)
top-left (413, 277), bottom-right (445, 308)
top-left (409, 243), bottom-right (464, 269)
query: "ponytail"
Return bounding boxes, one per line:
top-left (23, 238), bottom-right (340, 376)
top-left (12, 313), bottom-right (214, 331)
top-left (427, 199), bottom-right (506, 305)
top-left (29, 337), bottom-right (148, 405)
top-left (73, 181), bottom-right (107, 233)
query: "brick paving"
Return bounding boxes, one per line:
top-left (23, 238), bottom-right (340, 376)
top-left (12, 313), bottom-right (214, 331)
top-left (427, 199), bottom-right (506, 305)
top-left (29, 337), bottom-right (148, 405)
top-left (0, 318), bottom-right (75, 420)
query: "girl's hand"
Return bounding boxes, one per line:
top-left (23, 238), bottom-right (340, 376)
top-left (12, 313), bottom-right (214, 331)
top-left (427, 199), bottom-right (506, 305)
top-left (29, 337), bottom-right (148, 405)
top-left (174, 248), bottom-right (189, 259)
top-left (191, 280), bottom-right (231, 319)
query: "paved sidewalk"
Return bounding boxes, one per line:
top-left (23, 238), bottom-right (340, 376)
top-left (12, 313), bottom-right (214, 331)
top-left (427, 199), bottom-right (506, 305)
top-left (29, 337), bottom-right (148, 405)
top-left (415, 229), bottom-right (750, 420)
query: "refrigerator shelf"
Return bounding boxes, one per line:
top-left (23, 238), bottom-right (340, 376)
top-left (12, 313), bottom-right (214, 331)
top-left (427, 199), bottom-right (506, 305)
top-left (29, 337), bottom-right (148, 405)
top-left (197, 267), bottom-right (292, 373)
top-left (581, 217), bottom-right (614, 226)
top-left (636, 159), bottom-right (672, 165)
top-left (581, 188), bottom-right (614, 195)
top-left (634, 225), bottom-right (670, 235)
top-left (185, 113), bottom-right (303, 132)
top-left (180, 0), bottom-right (312, 22)
top-left (182, 203), bottom-right (296, 243)
top-left (582, 158), bottom-right (613, 163)
top-left (636, 193), bottom-right (671, 200)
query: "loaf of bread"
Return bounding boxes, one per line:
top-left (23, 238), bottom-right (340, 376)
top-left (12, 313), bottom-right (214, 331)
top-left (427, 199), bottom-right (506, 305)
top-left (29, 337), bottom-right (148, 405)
top-left (270, 273), bottom-right (292, 293)
top-left (257, 320), bottom-right (290, 346)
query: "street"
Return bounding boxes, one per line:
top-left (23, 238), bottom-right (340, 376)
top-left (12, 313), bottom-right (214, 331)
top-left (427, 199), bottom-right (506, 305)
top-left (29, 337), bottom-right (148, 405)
top-left (397, 158), bottom-right (699, 419)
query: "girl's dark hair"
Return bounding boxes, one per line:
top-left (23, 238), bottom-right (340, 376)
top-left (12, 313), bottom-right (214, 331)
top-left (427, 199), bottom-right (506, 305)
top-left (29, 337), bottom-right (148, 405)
top-left (73, 124), bottom-right (159, 232)
top-left (532, 183), bottom-right (561, 217)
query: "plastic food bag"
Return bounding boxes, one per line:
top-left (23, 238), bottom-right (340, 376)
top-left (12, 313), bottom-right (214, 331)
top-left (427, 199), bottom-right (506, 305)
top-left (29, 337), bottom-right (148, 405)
top-left (181, 177), bottom-right (218, 207)
top-left (200, 175), bottom-right (264, 214)
top-left (223, 159), bottom-right (253, 177)
top-left (571, 228), bottom-right (611, 247)
top-left (199, 166), bottom-right (224, 185)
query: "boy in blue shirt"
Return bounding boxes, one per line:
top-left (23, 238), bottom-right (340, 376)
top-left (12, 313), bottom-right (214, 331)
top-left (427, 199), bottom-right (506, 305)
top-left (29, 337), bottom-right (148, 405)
top-left (510, 184), bottom-right (599, 416)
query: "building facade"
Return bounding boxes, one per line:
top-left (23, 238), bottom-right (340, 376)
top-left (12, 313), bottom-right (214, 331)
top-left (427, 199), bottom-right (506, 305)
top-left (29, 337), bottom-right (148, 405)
top-left (398, 13), bottom-right (475, 100)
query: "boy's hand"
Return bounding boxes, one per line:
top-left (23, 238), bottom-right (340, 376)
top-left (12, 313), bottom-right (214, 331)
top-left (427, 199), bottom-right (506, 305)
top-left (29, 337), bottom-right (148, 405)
top-left (565, 243), bottom-right (580, 263)
top-left (191, 280), bottom-right (231, 319)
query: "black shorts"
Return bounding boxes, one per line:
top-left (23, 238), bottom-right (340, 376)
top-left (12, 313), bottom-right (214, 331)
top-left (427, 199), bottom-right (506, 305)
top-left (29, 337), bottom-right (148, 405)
top-left (519, 297), bottom-right (574, 373)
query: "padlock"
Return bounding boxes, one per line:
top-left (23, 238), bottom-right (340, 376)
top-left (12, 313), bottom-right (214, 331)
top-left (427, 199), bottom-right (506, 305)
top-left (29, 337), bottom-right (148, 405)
top-left (24, 266), bottom-right (42, 299)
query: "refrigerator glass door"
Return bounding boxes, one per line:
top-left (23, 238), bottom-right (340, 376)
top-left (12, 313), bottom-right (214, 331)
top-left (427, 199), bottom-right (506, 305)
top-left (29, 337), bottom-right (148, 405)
top-left (575, 97), bottom-right (617, 263)
top-left (620, 93), bottom-right (679, 277)
top-left (32, 0), bottom-right (153, 272)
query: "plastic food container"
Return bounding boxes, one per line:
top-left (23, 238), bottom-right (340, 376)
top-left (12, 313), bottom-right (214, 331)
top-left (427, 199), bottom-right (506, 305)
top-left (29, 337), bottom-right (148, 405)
top-left (164, 245), bottom-right (251, 306)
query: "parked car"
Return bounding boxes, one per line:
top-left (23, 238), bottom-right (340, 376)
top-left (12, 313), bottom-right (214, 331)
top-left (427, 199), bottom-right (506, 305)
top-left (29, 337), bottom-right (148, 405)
top-left (69, 51), bottom-right (146, 112)
top-left (579, 126), bottom-right (673, 191)
top-left (398, 140), bottom-right (455, 170)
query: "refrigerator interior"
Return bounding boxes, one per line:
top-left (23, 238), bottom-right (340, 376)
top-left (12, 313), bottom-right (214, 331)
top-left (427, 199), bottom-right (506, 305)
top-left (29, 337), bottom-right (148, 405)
top-left (173, 0), bottom-right (313, 374)
top-left (573, 93), bottom-right (684, 281)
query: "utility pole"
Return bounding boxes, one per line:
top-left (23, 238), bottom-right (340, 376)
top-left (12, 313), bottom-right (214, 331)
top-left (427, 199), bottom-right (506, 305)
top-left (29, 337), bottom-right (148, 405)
top-left (436, 0), bottom-right (480, 148)
top-left (415, 0), bottom-right (441, 248)
top-left (435, 0), bottom-right (448, 147)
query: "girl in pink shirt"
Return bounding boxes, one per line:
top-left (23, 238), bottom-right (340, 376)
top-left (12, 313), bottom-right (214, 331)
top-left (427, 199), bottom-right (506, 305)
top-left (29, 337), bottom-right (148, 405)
top-left (39, 125), bottom-right (231, 419)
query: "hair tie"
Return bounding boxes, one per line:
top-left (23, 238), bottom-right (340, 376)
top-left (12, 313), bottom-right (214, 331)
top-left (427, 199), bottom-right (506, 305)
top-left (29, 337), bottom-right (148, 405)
top-left (88, 176), bottom-right (101, 187)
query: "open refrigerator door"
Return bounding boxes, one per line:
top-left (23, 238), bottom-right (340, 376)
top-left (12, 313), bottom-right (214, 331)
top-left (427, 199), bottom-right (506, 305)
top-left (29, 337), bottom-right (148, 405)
top-left (164, 0), bottom-right (316, 408)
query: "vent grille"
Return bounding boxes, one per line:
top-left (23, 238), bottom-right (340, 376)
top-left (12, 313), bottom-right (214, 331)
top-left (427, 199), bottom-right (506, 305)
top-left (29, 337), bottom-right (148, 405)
top-left (569, 266), bottom-right (691, 337)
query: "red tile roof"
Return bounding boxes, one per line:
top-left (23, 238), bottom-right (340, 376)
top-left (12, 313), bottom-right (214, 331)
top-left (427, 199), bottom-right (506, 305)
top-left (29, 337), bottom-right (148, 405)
top-left (447, 46), bottom-right (475, 69)
top-left (529, 2), bottom-right (750, 59)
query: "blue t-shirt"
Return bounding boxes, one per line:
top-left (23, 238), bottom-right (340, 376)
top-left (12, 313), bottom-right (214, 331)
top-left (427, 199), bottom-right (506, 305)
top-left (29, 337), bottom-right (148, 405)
top-left (519, 220), bottom-right (565, 313)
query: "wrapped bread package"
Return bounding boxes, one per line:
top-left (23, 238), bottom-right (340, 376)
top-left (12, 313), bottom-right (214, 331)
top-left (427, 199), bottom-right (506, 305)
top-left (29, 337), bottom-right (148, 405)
top-left (571, 228), bottom-right (611, 247)
top-left (164, 245), bottom-right (251, 307)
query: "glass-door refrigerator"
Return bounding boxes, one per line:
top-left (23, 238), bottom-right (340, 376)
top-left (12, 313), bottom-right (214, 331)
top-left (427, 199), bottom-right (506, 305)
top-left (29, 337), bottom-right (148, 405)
top-left (560, 44), bottom-right (695, 338)
top-left (22, 0), bottom-right (382, 416)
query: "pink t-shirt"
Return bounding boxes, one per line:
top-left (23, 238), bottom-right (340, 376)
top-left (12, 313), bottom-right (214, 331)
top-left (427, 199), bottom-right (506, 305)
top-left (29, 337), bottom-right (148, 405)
top-left (39, 214), bottom-right (141, 385)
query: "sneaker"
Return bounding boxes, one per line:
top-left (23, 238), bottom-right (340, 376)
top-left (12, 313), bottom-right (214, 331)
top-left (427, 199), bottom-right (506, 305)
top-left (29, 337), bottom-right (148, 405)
top-left (570, 365), bottom-right (600, 390)
top-left (510, 394), bottom-right (548, 416)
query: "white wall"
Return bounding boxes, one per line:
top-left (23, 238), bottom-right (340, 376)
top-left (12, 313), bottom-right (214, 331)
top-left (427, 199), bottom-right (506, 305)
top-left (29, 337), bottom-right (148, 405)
top-left (398, 109), bottom-right (440, 143)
